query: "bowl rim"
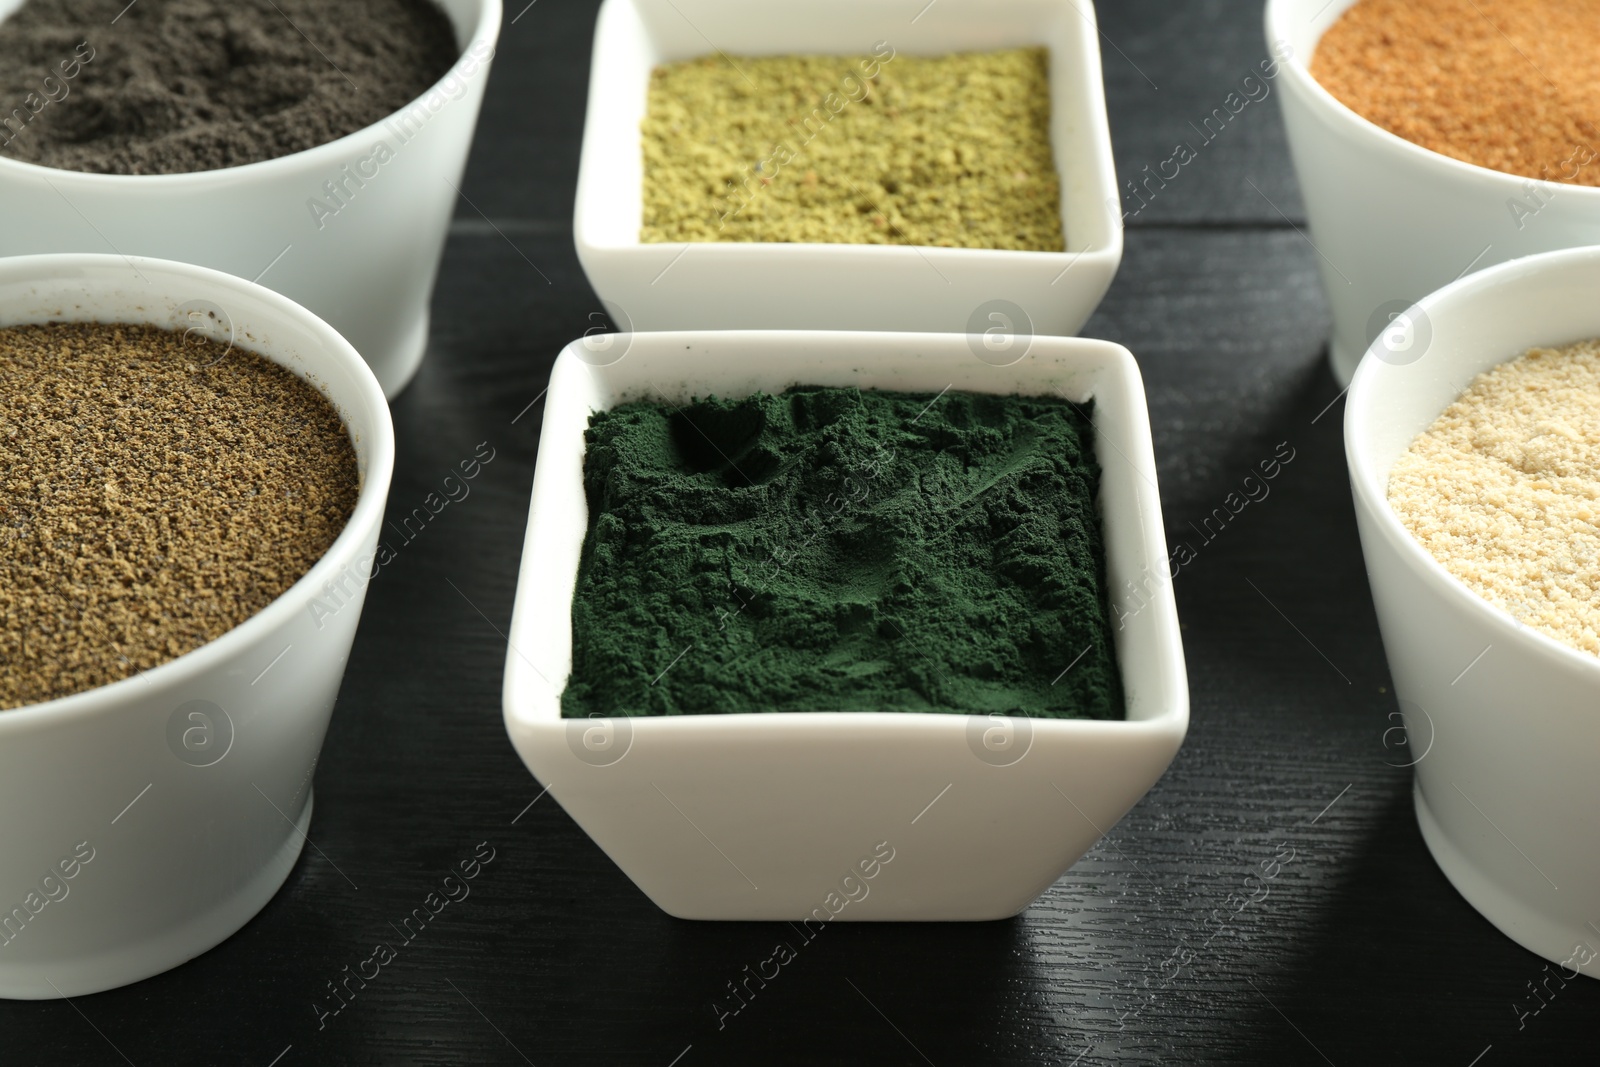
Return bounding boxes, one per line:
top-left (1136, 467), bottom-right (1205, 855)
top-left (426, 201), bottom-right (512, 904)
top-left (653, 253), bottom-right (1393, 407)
top-left (1345, 245), bottom-right (1600, 680)
top-left (0, 0), bottom-right (501, 186)
top-left (502, 329), bottom-right (1189, 737)
top-left (1264, 0), bottom-right (1600, 200)
top-left (0, 253), bottom-right (397, 727)
top-left (573, 0), bottom-right (1124, 263)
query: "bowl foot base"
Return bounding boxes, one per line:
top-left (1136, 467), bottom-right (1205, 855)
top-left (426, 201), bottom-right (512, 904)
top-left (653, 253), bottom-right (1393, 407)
top-left (376, 311), bottom-right (430, 399)
top-left (0, 791), bottom-right (314, 1000)
top-left (1415, 783), bottom-right (1598, 979)
top-left (1329, 336), bottom-right (1362, 386)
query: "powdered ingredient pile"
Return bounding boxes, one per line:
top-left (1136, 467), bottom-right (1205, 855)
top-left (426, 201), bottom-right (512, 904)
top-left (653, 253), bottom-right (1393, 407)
top-left (563, 386), bottom-right (1122, 718)
top-left (0, 323), bottom-right (360, 709)
top-left (641, 47), bottom-right (1065, 250)
top-left (0, 0), bottom-right (459, 175)
top-left (1388, 339), bottom-right (1600, 656)
top-left (1313, 0), bottom-right (1600, 186)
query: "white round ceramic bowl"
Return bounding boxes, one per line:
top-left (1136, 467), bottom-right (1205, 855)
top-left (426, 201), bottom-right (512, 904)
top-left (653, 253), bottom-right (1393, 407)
top-left (1346, 247), bottom-right (1600, 977)
top-left (0, 0), bottom-right (501, 398)
top-left (1266, 0), bottom-right (1600, 385)
top-left (0, 254), bottom-right (394, 999)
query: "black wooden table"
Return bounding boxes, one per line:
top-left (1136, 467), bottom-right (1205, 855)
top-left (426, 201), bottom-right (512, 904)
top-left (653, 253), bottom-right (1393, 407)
top-left (8, 1), bottom-right (1595, 1063)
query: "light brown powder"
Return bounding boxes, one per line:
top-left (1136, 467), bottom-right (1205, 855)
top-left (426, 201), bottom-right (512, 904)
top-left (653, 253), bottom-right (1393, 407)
top-left (1, 322), bottom-right (360, 709)
top-left (1388, 340), bottom-right (1600, 655)
top-left (1312, 0), bottom-right (1600, 186)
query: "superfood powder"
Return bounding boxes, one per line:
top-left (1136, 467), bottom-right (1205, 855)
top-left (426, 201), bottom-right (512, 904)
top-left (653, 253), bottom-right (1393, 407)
top-left (563, 386), bottom-right (1122, 718)
top-left (1388, 340), bottom-right (1600, 656)
top-left (0, 0), bottom-right (459, 175)
top-left (641, 47), bottom-right (1065, 250)
top-left (0, 323), bottom-right (360, 709)
top-left (1312, 0), bottom-right (1600, 186)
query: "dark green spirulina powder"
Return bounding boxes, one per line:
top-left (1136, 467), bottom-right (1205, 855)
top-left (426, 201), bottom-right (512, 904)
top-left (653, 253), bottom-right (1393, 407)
top-left (562, 385), bottom-right (1123, 719)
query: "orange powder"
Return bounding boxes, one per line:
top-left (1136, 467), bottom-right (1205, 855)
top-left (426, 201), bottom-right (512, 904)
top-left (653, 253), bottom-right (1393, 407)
top-left (1311, 0), bottom-right (1600, 185)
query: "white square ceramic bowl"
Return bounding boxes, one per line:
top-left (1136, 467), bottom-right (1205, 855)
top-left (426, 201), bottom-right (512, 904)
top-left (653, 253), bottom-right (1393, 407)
top-left (502, 331), bottom-right (1186, 921)
top-left (1346, 247), bottom-right (1600, 975)
top-left (573, 0), bottom-right (1122, 340)
top-left (1266, 0), bottom-right (1600, 385)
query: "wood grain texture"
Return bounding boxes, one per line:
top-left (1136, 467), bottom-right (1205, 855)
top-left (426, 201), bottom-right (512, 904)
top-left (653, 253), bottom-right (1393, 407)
top-left (1096, 0), bottom-right (1308, 226)
top-left (4, 1), bottom-right (1596, 1064)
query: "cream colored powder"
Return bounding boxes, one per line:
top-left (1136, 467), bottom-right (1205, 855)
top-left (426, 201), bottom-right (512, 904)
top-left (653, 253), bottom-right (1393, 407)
top-left (1388, 340), bottom-right (1600, 656)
